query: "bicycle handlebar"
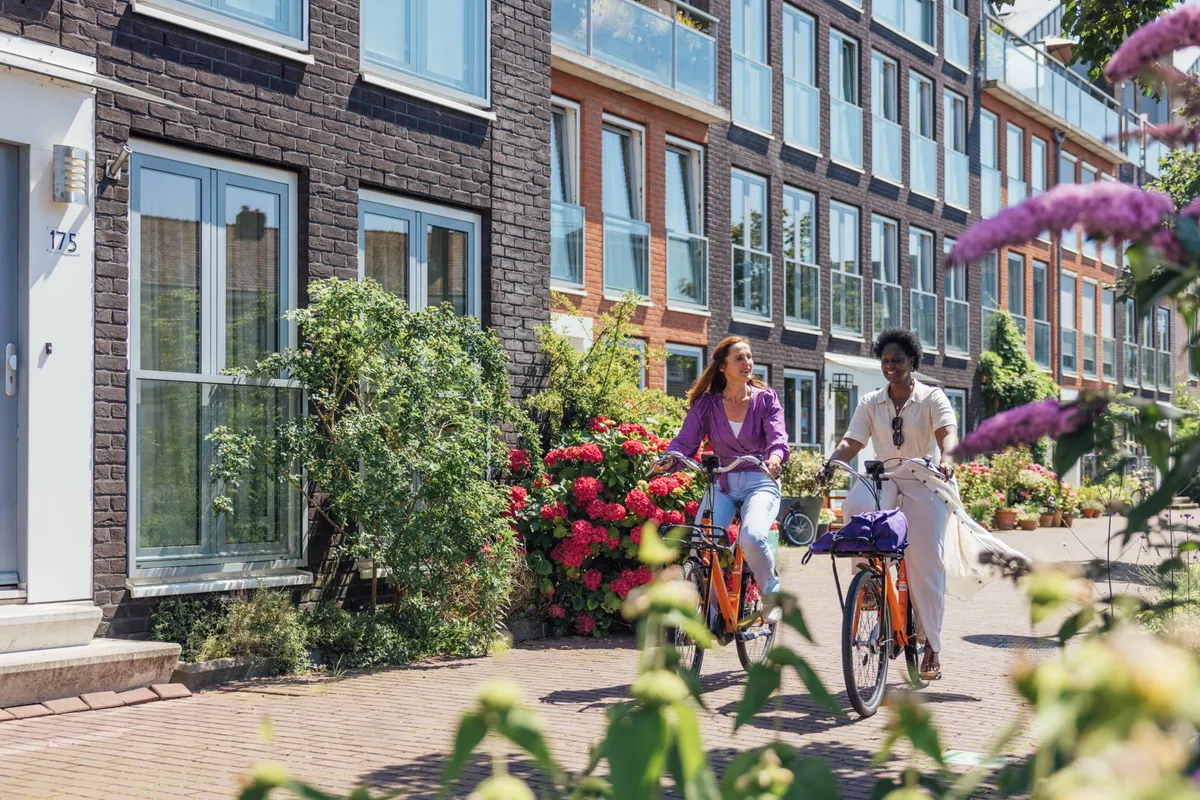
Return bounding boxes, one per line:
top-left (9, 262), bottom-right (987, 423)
top-left (823, 456), bottom-right (939, 485)
top-left (653, 451), bottom-right (774, 478)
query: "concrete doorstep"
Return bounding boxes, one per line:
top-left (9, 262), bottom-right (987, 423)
top-left (0, 638), bottom-right (181, 707)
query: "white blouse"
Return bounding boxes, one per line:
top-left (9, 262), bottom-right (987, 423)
top-left (844, 379), bottom-right (958, 461)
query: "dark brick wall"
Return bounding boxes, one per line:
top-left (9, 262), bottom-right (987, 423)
top-left (705, 0), bottom-right (982, 439)
top-left (1, 0), bottom-right (551, 635)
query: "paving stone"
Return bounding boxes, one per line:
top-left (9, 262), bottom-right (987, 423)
top-left (80, 691), bottom-right (124, 710)
top-left (0, 708), bottom-right (14, 722)
top-left (114, 688), bottom-right (158, 706)
top-left (150, 684), bottom-right (192, 701)
top-left (5, 704), bottom-right (51, 719)
top-left (43, 697), bottom-right (89, 715)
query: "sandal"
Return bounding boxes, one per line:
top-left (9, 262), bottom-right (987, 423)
top-left (919, 653), bottom-right (942, 681)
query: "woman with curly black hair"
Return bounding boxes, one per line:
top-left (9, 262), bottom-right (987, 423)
top-left (824, 328), bottom-right (959, 681)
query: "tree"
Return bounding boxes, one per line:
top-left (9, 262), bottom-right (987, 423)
top-left (1057, 0), bottom-right (1178, 83)
top-left (1147, 149), bottom-right (1200, 210)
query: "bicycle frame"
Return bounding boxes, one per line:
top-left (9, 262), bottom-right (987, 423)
top-left (852, 556), bottom-right (913, 651)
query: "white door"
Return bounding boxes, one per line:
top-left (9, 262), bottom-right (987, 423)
top-left (0, 144), bottom-right (18, 585)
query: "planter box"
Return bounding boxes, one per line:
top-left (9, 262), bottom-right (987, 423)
top-left (171, 656), bottom-right (281, 692)
top-left (508, 618), bottom-right (546, 643)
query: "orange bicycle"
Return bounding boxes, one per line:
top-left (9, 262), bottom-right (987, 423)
top-left (653, 450), bottom-right (778, 675)
top-left (806, 457), bottom-right (937, 717)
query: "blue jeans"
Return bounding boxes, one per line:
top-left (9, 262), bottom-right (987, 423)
top-left (693, 471), bottom-right (782, 595)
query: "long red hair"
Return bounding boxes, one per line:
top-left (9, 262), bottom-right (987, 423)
top-left (686, 336), bottom-right (768, 406)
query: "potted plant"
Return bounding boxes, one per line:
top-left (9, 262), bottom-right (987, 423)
top-left (1017, 507), bottom-right (1040, 531)
top-left (994, 497), bottom-right (1018, 531)
top-left (1082, 497), bottom-right (1105, 518)
top-left (817, 507), bottom-right (833, 536)
top-left (1060, 483), bottom-right (1080, 527)
top-left (779, 450), bottom-right (827, 534)
top-left (1038, 504), bottom-right (1056, 529)
top-left (967, 499), bottom-right (994, 531)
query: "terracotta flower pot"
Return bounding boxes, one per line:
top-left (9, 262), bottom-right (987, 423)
top-left (1039, 513), bottom-right (1055, 528)
top-left (994, 509), bottom-right (1018, 531)
top-left (1052, 510), bottom-right (1063, 527)
top-left (1019, 518), bottom-right (1038, 531)
top-left (1083, 508), bottom-right (1098, 519)
top-left (1062, 514), bottom-right (1074, 528)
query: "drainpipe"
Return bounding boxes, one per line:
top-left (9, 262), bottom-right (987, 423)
top-left (1052, 127), bottom-right (1066, 387)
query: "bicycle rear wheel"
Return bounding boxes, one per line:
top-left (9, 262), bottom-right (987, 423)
top-left (736, 572), bottom-right (777, 671)
top-left (781, 509), bottom-right (816, 547)
top-left (671, 559), bottom-right (707, 676)
top-left (842, 568), bottom-right (890, 718)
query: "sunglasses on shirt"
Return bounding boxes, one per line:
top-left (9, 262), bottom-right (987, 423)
top-left (892, 415), bottom-right (904, 447)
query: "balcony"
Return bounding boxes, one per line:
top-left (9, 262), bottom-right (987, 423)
top-left (982, 22), bottom-right (1126, 162)
top-left (982, 165), bottom-right (1001, 217)
top-left (1034, 320), bottom-right (1051, 368)
top-left (831, 272), bottom-right (862, 335)
top-left (603, 215), bottom-right (650, 297)
top-left (551, 201), bottom-right (586, 286)
top-left (945, 5), bottom-right (970, 70)
top-left (873, 115), bottom-right (902, 184)
top-left (911, 289), bottom-right (937, 350)
top-left (945, 149), bottom-right (969, 210)
top-left (945, 297), bottom-right (969, 355)
top-left (733, 55), bottom-right (771, 133)
top-left (784, 79), bottom-right (820, 152)
top-left (551, 0), bottom-right (728, 123)
top-left (830, 98), bottom-right (863, 168)
top-left (785, 259), bottom-right (820, 328)
top-left (910, 134), bottom-right (936, 198)
top-left (667, 232), bottom-right (708, 308)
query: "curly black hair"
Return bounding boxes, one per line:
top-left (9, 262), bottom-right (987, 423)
top-left (873, 328), bottom-right (922, 370)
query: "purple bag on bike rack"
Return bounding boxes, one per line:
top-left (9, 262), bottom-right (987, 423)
top-left (806, 509), bottom-right (908, 556)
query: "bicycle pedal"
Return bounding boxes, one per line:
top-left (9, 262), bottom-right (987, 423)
top-left (736, 628), bottom-right (772, 642)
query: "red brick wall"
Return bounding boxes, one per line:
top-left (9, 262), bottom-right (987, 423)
top-left (551, 68), bottom-right (709, 390)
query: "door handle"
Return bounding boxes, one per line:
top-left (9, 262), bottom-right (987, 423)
top-left (5, 344), bottom-right (15, 398)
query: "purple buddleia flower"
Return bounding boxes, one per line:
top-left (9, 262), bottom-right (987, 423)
top-left (1150, 228), bottom-right (1186, 262)
top-left (1108, 122), bottom-right (1200, 148)
top-left (954, 399), bottom-right (1099, 460)
top-left (949, 183), bottom-right (1173, 264)
top-left (1107, 5), bottom-right (1200, 83)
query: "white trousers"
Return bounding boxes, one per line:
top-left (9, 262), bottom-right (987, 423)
top-left (841, 471), bottom-right (947, 653)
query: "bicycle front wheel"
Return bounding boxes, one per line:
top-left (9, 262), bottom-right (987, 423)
top-left (842, 567), bottom-right (890, 718)
top-left (781, 510), bottom-right (816, 547)
top-left (736, 573), bottom-right (777, 671)
top-left (671, 559), bottom-right (707, 676)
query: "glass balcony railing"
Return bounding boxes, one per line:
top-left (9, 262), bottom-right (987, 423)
top-left (733, 54), bottom-right (772, 132)
top-left (784, 79), bottom-right (820, 151)
top-left (911, 134), bottom-right (937, 197)
top-left (831, 98), bottom-right (863, 168)
top-left (981, 166), bottom-right (1001, 217)
top-left (983, 23), bottom-right (1123, 151)
top-left (831, 272), bottom-right (862, 335)
top-left (551, 0), bottom-right (719, 105)
top-left (551, 201), bottom-right (586, 286)
top-left (945, 297), bottom-right (969, 355)
top-left (945, 149), bottom-right (969, 209)
top-left (1034, 320), bottom-right (1051, 368)
top-left (872, 116), bottom-right (902, 184)
top-left (603, 214), bottom-right (650, 297)
top-left (785, 259), bottom-right (820, 328)
top-left (912, 289), bottom-right (938, 350)
top-left (667, 231), bottom-right (708, 308)
top-left (1007, 176), bottom-right (1027, 207)
top-left (1061, 328), bottom-right (1079, 374)
top-left (1144, 137), bottom-right (1169, 178)
top-left (945, 6), bottom-right (969, 69)
top-left (1125, 342), bottom-right (1139, 384)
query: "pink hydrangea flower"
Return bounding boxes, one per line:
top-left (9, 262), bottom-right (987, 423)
top-left (549, 604), bottom-right (565, 619)
top-left (685, 500), bottom-right (701, 518)
top-left (573, 476), bottom-right (603, 505)
top-left (621, 439), bottom-right (648, 457)
top-left (583, 569), bottom-right (602, 591)
top-left (575, 612), bottom-right (595, 636)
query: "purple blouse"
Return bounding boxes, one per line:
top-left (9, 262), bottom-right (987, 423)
top-left (667, 389), bottom-right (791, 481)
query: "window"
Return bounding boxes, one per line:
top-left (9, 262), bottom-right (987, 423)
top-left (909, 226), bottom-right (937, 350)
top-left (944, 238), bottom-right (968, 355)
top-left (145, 0), bottom-right (305, 46)
top-left (909, 72), bottom-right (936, 197)
top-left (625, 339), bottom-right (647, 389)
top-left (871, 51), bottom-right (901, 184)
top-left (944, 90), bottom-right (969, 209)
top-left (830, 31), bottom-right (863, 167)
top-left (875, 0), bottom-right (934, 46)
top-left (1142, 312), bottom-right (1156, 386)
top-left (666, 141), bottom-right (707, 309)
top-left (784, 370), bottom-right (818, 446)
top-left (1100, 173), bottom-right (1118, 265)
top-left (1082, 280), bottom-right (1097, 378)
top-left (784, 187), bottom-right (819, 328)
top-left (830, 201), bottom-right (862, 335)
top-left (753, 364), bottom-right (769, 384)
top-left (1059, 152), bottom-right (1078, 252)
top-left (666, 344), bottom-right (703, 398)
top-left (982, 252), bottom-right (1000, 347)
top-left (1033, 260), bottom-right (1050, 368)
top-left (944, 388), bottom-right (967, 441)
top-left (130, 147), bottom-right (302, 573)
top-left (361, 192), bottom-right (481, 316)
top-left (1061, 273), bottom-right (1078, 375)
top-left (1006, 123), bottom-right (1026, 206)
top-left (1101, 288), bottom-right (1116, 380)
top-left (602, 121), bottom-right (649, 297)
top-left (784, 8), bottom-right (819, 151)
top-left (731, 169), bottom-right (771, 320)
top-left (550, 101), bottom-right (583, 287)
top-left (981, 110), bottom-right (1000, 217)
top-left (1007, 252), bottom-right (1026, 336)
top-left (1157, 307), bottom-right (1173, 391)
top-left (732, 0), bottom-right (771, 132)
top-left (1080, 163), bottom-right (1098, 260)
top-left (1032, 136), bottom-right (1048, 240)
top-left (362, 0), bottom-right (489, 104)
top-left (1125, 298), bottom-right (1139, 384)
top-left (872, 215), bottom-right (901, 335)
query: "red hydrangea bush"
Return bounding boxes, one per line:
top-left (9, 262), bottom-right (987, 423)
top-left (505, 417), bottom-right (704, 636)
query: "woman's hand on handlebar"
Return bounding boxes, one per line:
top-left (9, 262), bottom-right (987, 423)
top-left (647, 461), bottom-right (668, 476)
top-left (764, 454), bottom-right (783, 480)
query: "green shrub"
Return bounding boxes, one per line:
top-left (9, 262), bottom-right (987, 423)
top-left (150, 596), bottom-right (226, 662)
top-left (779, 449), bottom-right (826, 498)
top-left (194, 588), bottom-right (309, 673)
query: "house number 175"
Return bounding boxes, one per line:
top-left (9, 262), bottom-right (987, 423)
top-left (46, 228), bottom-right (79, 257)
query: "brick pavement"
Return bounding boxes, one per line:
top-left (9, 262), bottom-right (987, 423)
top-left (0, 524), bottom-right (1118, 800)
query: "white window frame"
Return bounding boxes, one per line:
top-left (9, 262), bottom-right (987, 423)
top-left (357, 0), bottom-right (492, 112)
top-left (731, 168), bottom-right (772, 323)
top-left (871, 214), bottom-right (902, 335)
top-left (1007, 251), bottom-right (1026, 332)
top-left (666, 344), bottom-right (704, 398)
top-left (1100, 173), bottom-right (1118, 265)
top-left (626, 339), bottom-right (648, 390)
top-left (1101, 287), bottom-right (1116, 381)
top-left (359, 189), bottom-right (483, 317)
top-left (1124, 298), bottom-right (1139, 385)
top-left (1032, 259), bottom-right (1050, 369)
top-left (871, 50), bottom-right (901, 185)
top-left (874, 0), bottom-right (936, 49)
top-left (944, 237), bottom-right (969, 356)
top-left (909, 225), bottom-right (937, 351)
top-left (1059, 152), bottom-right (1078, 252)
top-left (550, 97), bottom-right (584, 290)
top-left (783, 6), bottom-right (820, 153)
top-left (752, 364), bottom-right (769, 384)
top-left (829, 29), bottom-right (863, 170)
top-left (127, 140), bottom-right (304, 578)
top-left (1157, 306), bottom-right (1173, 392)
top-left (783, 186), bottom-right (820, 331)
top-left (732, 0), bottom-right (772, 133)
top-left (602, 115), bottom-right (650, 300)
top-left (944, 388), bottom-right (967, 440)
top-left (665, 135), bottom-right (708, 311)
top-left (1060, 270), bottom-right (1079, 376)
top-left (1032, 135), bottom-right (1048, 240)
top-left (784, 369), bottom-right (819, 447)
top-left (131, 0), bottom-right (310, 59)
top-left (830, 200), bottom-right (863, 338)
top-left (943, 88), bottom-right (969, 210)
top-left (1081, 278), bottom-right (1098, 378)
top-left (909, 71), bottom-right (937, 199)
